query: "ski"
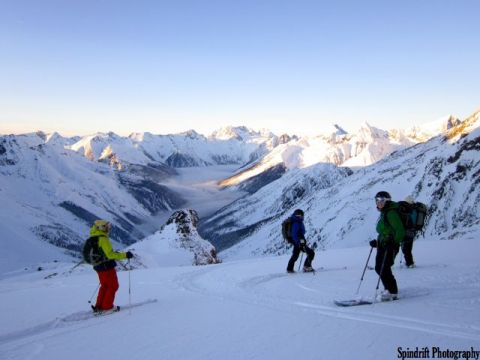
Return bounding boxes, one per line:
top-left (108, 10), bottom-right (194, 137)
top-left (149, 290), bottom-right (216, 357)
top-left (287, 266), bottom-right (347, 275)
top-left (113, 298), bottom-right (158, 312)
top-left (334, 299), bottom-right (373, 307)
top-left (91, 304), bottom-right (123, 316)
top-left (61, 298), bottom-right (158, 322)
top-left (334, 296), bottom-right (398, 307)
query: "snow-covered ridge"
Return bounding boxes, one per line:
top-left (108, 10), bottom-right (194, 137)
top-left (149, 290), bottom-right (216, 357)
top-left (201, 111), bottom-right (480, 259)
top-left (128, 209), bottom-right (220, 267)
top-left (218, 122), bottom-right (418, 188)
top-left (68, 126), bottom-right (279, 169)
top-left (0, 113), bottom-right (478, 273)
top-left (221, 113), bottom-right (476, 191)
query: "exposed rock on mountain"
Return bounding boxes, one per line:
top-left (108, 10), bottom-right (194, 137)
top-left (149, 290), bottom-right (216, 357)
top-left (130, 209), bottom-right (220, 267)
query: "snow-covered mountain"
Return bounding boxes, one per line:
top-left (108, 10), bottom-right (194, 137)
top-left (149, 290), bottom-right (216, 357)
top-left (0, 132), bottom-right (184, 272)
top-left (200, 163), bottom-right (354, 251)
top-left (217, 119), bottom-right (461, 191)
top-left (128, 209), bottom-right (220, 267)
top-left (1, 113), bottom-right (478, 273)
top-left (0, 126), bottom-right (279, 273)
top-left (69, 126), bottom-right (279, 169)
top-left (200, 110), bottom-right (480, 259)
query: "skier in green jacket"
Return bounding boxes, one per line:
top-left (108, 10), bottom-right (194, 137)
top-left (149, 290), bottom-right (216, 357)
top-left (369, 191), bottom-right (405, 301)
top-left (90, 220), bottom-right (133, 313)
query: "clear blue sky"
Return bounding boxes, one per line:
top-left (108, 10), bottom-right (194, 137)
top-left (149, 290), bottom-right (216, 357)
top-left (1, 0), bottom-right (479, 136)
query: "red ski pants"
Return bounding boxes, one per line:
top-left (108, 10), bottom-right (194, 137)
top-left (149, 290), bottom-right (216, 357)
top-left (95, 268), bottom-right (119, 310)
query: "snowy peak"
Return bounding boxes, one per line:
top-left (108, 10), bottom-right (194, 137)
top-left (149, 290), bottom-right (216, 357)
top-left (68, 127), bottom-right (278, 169)
top-left (217, 121), bottom-right (405, 188)
top-left (165, 209), bottom-right (200, 235)
top-left (209, 126), bottom-right (266, 141)
top-left (130, 209), bottom-right (220, 267)
top-left (209, 126), bottom-right (248, 141)
top-left (399, 114), bottom-right (464, 142)
top-left (445, 115), bottom-right (462, 129)
top-left (317, 123), bottom-right (348, 137)
top-left (178, 129), bottom-right (205, 140)
top-left (355, 122), bottom-right (387, 141)
top-left (164, 209), bottom-right (220, 265)
top-left (446, 109), bottom-right (480, 140)
top-left (278, 134), bottom-right (297, 144)
top-left (333, 124), bottom-right (348, 135)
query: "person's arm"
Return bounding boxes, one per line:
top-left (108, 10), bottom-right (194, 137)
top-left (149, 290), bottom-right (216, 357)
top-left (98, 236), bottom-right (127, 260)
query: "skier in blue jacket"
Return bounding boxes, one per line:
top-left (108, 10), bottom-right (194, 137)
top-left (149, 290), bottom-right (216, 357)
top-left (286, 209), bottom-right (315, 273)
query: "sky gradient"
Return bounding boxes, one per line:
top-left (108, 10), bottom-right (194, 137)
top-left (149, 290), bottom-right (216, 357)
top-left (1, 0), bottom-right (479, 137)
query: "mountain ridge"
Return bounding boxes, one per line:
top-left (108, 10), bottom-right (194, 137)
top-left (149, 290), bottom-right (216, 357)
top-left (1, 113), bottom-right (478, 272)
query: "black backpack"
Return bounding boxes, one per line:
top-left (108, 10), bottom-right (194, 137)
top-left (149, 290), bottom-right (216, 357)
top-left (395, 201), bottom-right (428, 232)
top-left (282, 218), bottom-right (293, 243)
top-left (82, 236), bottom-right (105, 265)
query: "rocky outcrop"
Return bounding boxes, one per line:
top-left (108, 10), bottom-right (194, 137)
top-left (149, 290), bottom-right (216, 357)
top-left (165, 210), bottom-right (220, 265)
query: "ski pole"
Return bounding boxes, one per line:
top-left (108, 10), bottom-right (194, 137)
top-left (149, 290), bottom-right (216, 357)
top-left (44, 259), bottom-right (84, 279)
top-left (298, 251), bottom-right (304, 272)
top-left (117, 261), bottom-right (128, 271)
top-left (128, 259), bottom-right (132, 315)
top-left (64, 259), bottom-right (85, 275)
top-left (355, 246), bottom-right (373, 295)
top-left (88, 283), bottom-right (100, 304)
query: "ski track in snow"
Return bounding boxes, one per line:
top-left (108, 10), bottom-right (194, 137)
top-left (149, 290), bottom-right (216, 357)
top-left (1, 240), bottom-right (479, 359)
top-left (173, 262), bottom-right (480, 342)
top-left (0, 299), bottom-right (158, 345)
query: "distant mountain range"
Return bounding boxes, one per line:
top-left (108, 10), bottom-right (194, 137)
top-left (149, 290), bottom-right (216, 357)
top-left (0, 112), bottom-right (477, 272)
top-left (200, 111), bottom-right (479, 259)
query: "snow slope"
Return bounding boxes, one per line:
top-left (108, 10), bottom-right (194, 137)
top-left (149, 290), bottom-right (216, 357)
top-left (0, 238), bottom-right (478, 360)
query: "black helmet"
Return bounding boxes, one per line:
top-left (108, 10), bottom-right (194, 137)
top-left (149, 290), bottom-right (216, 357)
top-left (293, 209), bottom-right (304, 217)
top-left (375, 191), bottom-right (391, 201)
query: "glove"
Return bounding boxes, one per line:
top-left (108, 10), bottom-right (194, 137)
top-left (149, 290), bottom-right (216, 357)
top-left (126, 251), bottom-right (134, 259)
top-left (299, 239), bottom-right (306, 249)
top-left (369, 240), bottom-right (377, 248)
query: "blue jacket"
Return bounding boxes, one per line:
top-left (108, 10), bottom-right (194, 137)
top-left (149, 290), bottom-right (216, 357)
top-left (290, 214), bottom-right (305, 246)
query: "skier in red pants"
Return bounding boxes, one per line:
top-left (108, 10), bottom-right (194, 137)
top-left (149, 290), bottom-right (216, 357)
top-left (89, 220), bottom-right (133, 313)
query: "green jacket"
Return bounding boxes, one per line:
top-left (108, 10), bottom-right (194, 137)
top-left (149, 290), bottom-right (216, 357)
top-left (376, 201), bottom-right (406, 246)
top-left (89, 226), bottom-right (127, 270)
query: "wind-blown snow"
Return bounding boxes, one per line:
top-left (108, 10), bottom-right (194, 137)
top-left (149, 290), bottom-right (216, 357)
top-left (0, 239), bottom-right (478, 360)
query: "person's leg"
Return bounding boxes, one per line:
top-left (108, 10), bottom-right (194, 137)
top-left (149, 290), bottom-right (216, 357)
top-left (303, 246), bottom-right (315, 268)
top-left (95, 270), bottom-right (108, 310)
top-left (375, 246), bottom-right (398, 294)
top-left (287, 245), bottom-right (301, 272)
top-left (402, 240), bottom-right (414, 266)
top-left (100, 268), bottom-right (119, 310)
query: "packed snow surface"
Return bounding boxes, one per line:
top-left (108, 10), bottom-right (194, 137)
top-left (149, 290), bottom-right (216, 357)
top-left (0, 238), bottom-right (479, 360)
